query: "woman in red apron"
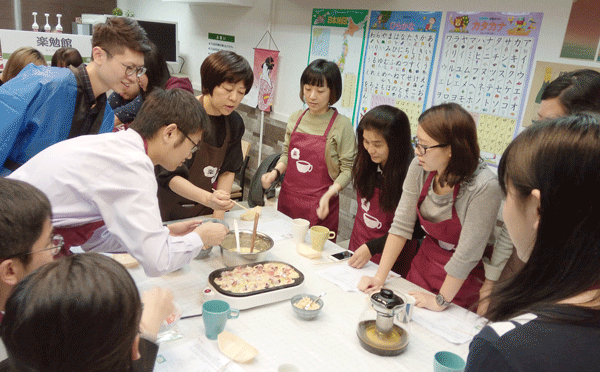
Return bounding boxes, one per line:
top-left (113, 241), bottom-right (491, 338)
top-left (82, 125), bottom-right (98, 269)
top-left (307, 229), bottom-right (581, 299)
top-left (358, 103), bottom-right (505, 312)
top-left (346, 106), bottom-right (418, 277)
top-left (261, 60), bottom-right (357, 237)
top-left (156, 51), bottom-right (253, 221)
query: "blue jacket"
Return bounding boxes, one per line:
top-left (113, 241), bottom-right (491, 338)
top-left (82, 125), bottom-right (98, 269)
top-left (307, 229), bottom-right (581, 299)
top-left (0, 64), bottom-right (113, 175)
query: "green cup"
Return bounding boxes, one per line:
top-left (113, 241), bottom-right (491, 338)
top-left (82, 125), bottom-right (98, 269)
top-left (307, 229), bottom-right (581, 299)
top-left (434, 351), bottom-right (466, 372)
top-left (202, 300), bottom-right (239, 340)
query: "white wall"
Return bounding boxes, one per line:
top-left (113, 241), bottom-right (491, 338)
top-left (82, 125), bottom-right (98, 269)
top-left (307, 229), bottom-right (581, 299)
top-left (118, 0), bottom-right (597, 124)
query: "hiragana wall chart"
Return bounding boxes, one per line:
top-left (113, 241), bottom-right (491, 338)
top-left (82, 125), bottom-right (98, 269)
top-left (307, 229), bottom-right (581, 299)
top-left (359, 11), bottom-right (442, 133)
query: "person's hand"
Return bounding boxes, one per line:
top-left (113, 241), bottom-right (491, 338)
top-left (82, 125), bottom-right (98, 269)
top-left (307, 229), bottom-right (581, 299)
top-left (261, 170), bottom-right (277, 189)
top-left (167, 220), bottom-right (202, 236)
top-left (409, 291), bottom-right (446, 312)
top-left (316, 193), bottom-right (331, 220)
top-left (357, 275), bottom-right (385, 293)
top-left (476, 279), bottom-right (495, 316)
top-left (209, 189), bottom-right (235, 211)
top-left (139, 287), bottom-right (175, 338)
top-left (348, 244), bottom-right (371, 269)
top-left (194, 221), bottom-right (228, 247)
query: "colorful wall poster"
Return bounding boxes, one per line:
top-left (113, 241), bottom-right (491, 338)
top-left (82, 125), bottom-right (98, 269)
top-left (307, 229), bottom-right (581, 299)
top-left (308, 8), bottom-right (369, 124)
top-left (358, 11), bottom-right (442, 134)
top-left (249, 48), bottom-right (280, 112)
top-left (432, 12), bottom-right (543, 165)
top-left (560, 0), bottom-right (600, 61)
top-left (522, 61), bottom-right (600, 128)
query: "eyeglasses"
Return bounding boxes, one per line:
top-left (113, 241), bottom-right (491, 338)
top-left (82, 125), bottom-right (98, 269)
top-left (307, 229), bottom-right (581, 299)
top-left (15, 235), bottom-right (64, 257)
top-left (177, 127), bottom-right (199, 153)
top-left (103, 49), bottom-right (147, 77)
top-left (414, 138), bottom-right (448, 156)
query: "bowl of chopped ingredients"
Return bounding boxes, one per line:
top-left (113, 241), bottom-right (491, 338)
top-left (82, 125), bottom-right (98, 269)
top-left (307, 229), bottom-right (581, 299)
top-left (291, 294), bottom-right (323, 320)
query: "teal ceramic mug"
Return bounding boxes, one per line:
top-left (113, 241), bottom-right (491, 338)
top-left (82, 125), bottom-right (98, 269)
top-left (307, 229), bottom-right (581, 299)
top-left (202, 300), bottom-right (240, 340)
top-left (434, 351), bottom-right (466, 372)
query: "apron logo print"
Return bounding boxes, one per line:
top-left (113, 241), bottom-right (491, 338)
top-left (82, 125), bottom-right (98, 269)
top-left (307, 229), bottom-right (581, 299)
top-left (363, 213), bottom-right (382, 229)
top-left (361, 197), bottom-right (370, 212)
top-left (291, 148), bottom-right (300, 160)
top-left (295, 160), bottom-right (313, 173)
top-left (203, 166), bottom-right (218, 182)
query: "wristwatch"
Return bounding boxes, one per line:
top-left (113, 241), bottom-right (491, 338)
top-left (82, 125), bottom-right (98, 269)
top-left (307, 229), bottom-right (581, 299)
top-left (435, 294), bottom-right (450, 308)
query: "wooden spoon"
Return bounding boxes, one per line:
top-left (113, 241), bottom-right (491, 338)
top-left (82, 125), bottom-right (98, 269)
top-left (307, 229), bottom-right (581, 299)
top-left (249, 210), bottom-right (260, 253)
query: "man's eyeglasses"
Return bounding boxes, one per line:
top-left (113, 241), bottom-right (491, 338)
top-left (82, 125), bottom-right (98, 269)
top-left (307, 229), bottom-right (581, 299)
top-left (414, 138), bottom-right (448, 156)
top-left (178, 127), bottom-right (199, 153)
top-left (16, 235), bottom-right (64, 257)
top-left (103, 49), bottom-right (147, 77)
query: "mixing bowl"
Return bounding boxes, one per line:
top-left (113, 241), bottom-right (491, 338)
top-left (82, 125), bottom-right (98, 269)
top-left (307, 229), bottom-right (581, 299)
top-left (195, 219), bottom-right (229, 260)
top-left (220, 230), bottom-right (274, 267)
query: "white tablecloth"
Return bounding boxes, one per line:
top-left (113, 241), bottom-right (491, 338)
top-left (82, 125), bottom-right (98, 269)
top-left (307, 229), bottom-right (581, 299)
top-left (128, 205), bottom-right (473, 372)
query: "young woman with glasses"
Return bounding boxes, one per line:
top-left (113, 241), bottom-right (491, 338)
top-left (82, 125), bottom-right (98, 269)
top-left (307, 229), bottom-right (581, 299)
top-left (358, 103), bottom-right (512, 313)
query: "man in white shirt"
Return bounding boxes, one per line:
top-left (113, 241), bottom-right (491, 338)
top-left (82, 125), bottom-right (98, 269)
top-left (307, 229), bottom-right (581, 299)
top-left (9, 89), bottom-right (228, 277)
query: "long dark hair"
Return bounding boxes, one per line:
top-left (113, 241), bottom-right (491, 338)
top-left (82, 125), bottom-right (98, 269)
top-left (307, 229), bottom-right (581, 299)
top-left (418, 103), bottom-right (480, 187)
top-left (0, 253), bottom-right (143, 371)
top-left (352, 106), bottom-right (413, 212)
top-left (489, 113), bottom-right (600, 323)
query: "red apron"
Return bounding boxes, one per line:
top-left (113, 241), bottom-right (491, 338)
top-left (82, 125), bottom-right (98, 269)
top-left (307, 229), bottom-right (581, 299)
top-left (406, 171), bottom-right (487, 309)
top-left (157, 97), bottom-right (231, 221)
top-left (278, 109), bottom-right (340, 238)
top-left (349, 187), bottom-right (419, 277)
top-left (53, 220), bottom-right (106, 257)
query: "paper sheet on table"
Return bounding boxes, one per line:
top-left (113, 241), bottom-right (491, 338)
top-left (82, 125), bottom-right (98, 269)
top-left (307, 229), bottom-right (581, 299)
top-left (317, 261), bottom-right (399, 292)
top-left (154, 337), bottom-right (246, 372)
top-left (252, 219), bottom-right (293, 241)
top-left (411, 305), bottom-right (486, 344)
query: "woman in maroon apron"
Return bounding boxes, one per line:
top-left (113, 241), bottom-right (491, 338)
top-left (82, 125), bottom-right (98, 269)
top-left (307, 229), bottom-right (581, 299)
top-left (156, 51), bottom-right (253, 221)
top-left (261, 60), bottom-right (357, 237)
top-left (358, 103), bottom-right (504, 312)
top-left (347, 106), bottom-right (417, 277)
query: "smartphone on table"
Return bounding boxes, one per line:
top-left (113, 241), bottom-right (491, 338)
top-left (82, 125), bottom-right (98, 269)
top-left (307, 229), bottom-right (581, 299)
top-left (328, 250), bottom-right (353, 262)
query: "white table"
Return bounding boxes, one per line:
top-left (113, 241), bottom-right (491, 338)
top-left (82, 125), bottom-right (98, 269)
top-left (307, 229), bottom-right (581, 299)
top-left (129, 205), bottom-right (471, 372)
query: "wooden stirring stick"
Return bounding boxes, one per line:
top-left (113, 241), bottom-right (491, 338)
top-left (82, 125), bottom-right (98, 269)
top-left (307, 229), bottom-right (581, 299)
top-left (249, 210), bottom-right (260, 253)
top-left (211, 188), bottom-right (252, 212)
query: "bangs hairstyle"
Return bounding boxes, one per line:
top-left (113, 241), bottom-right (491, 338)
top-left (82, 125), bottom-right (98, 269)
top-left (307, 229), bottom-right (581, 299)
top-left (299, 59), bottom-right (342, 105)
top-left (0, 178), bottom-right (51, 266)
top-left (141, 42), bottom-right (171, 98)
top-left (201, 51), bottom-right (253, 95)
top-left (418, 103), bottom-right (480, 187)
top-left (92, 17), bottom-right (151, 59)
top-left (489, 113), bottom-right (600, 323)
top-left (541, 69), bottom-right (600, 115)
top-left (130, 88), bottom-right (210, 144)
top-left (0, 253), bottom-right (142, 372)
top-left (352, 105), bottom-right (413, 212)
